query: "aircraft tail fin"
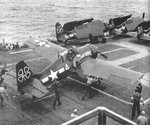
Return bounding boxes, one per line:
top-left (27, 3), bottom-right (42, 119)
top-left (55, 22), bottom-right (64, 39)
top-left (16, 60), bottom-right (33, 92)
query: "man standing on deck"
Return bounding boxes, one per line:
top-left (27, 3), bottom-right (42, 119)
top-left (0, 86), bottom-right (9, 107)
top-left (0, 64), bottom-right (8, 76)
top-left (137, 110), bottom-right (148, 125)
top-left (71, 108), bottom-right (79, 118)
top-left (136, 81), bottom-right (143, 94)
top-left (131, 89), bottom-right (144, 120)
top-left (0, 76), bottom-right (4, 86)
top-left (0, 64), bottom-right (8, 86)
top-left (52, 79), bottom-right (62, 110)
top-left (82, 75), bottom-right (94, 101)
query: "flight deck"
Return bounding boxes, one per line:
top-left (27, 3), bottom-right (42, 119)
top-left (0, 38), bottom-right (150, 125)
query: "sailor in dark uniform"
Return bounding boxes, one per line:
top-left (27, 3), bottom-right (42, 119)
top-left (0, 64), bottom-right (8, 86)
top-left (82, 75), bottom-right (94, 100)
top-left (52, 79), bottom-right (62, 110)
top-left (136, 81), bottom-right (143, 94)
top-left (0, 64), bottom-right (8, 76)
top-left (131, 89), bottom-right (144, 120)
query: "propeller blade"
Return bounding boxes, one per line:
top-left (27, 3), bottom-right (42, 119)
top-left (142, 12), bottom-right (145, 19)
top-left (99, 53), bottom-right (108, 59)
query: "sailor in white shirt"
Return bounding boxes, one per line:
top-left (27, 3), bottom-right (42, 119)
top-left (0, 86), bottom-right (9, 107)
top-left (71, 108), bottom-right (79, 118)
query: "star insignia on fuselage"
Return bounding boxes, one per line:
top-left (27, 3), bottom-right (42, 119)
top-left (49, 69), bottom-right (58, 81)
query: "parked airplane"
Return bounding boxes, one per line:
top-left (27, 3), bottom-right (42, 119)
top-left (55, 18), bottom-right (107, 44)
top-left (2, 37), bottom-right (144, 102)
top-left (104, 14), bottom-right (132, 36)
top-left (55, 15), bottom-right (133, 45)
top-left (126, 19), bottom-right (150, 41)
top-left (110, 13), bottom-right (150, 41)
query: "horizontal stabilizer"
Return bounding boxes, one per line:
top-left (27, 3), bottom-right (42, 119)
top-left (30, 79), bottom-right (49, 98)
top-left (2, 71), bottom-right (17, 92)
top-left (33, 93), bottom-right (55, 102)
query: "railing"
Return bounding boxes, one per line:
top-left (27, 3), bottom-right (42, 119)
top-left (61, 107), bottom-right (137, 125)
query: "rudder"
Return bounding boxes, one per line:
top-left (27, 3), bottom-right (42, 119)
top-left (16, 60), bottom-right (33, 92)
top-left (55, 22), bottom-right (63, 40)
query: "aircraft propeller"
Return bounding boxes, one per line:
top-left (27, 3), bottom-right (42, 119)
top-left (98, 52), bottom-right (108, 59)
top-left (142, 12), bottom-right (145, 19)
top-left (88, 46), bottom-right (108, 59)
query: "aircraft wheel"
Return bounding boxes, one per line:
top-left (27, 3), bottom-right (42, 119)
top-left (90, 39), bottom-right (95, 44)
top-left (137, 34), bottom-right (141, 40)
top-left (102, 38), bottom-right (107, 43)
top-left (112, 33), bottom-right (116, 39)
top-left (57, 39), bottom-right (63, 44)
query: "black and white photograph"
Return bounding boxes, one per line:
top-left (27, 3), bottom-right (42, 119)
top-left (0, 0), bottom-right (149, 125)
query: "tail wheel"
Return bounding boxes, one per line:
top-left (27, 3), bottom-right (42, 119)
top-left (90, 39), bottom-right (95, 44)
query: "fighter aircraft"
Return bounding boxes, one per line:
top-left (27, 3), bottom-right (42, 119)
top-left (104, 15), bottom-right (132, 37)
top-left (126, 17), bottom-right (150, 41)
top-left (55, 18), bottom-right (107, 44)
top-left (2, 37), bottom-right (144, 102)
top-left (109, 13), bottom-right (150, 41)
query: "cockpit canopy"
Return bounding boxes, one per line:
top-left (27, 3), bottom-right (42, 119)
top-left (59, 46), bottom-right (79, 62)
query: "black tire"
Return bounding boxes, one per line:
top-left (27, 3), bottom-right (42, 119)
top-left (90, 39), bottom-right (95, 44)
top-left (102, 38), bottom-right (107, 43)
top-left (137, 34), bottom-right (140, 40)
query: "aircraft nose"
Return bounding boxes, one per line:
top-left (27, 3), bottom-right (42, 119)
top-left (91, 45), bottom-right (99, 53)
top-left (89, 45), bottom-right (99, 59)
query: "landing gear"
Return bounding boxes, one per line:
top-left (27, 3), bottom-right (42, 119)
top-left (101, 37), bottom-right (107, 43)
top-left (89, 35), bottom-right (107, 44)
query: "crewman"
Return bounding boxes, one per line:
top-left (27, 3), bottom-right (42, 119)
top-left (89, 34), bottom-right (95, 44)
top-left (137, 26), bottom-right (143, 39)
top-left (137, 110), bottom-right (148, 125)
top-left (0, 76), bottom-right (4, 86)
top-left (136, 80), bottom-right (143, 94)
top-left (108, 18), bottom-right (115, 34)
top-left (0, 64), bottom-right (8, 86)
top-left (131, 89), bottom-right (144, 120)
top-left (109, 18), bottom-right (115, 28)
top-left (71, 108), bottom-right (79, 118)
top-left (0, 86), bottom-right (9, 107)
top-left (52, 79), bottom-right (62, 110)
top-left (73, 54), bottom-right (81, 68)
top-left (82, 75), bottom-right (94, 101)
top-left (136, 81), bottom-right (143, 94)
top-left (0, 64), bottom-right (8, 76)
top-left (93, 76), bottom-right (102, 88)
